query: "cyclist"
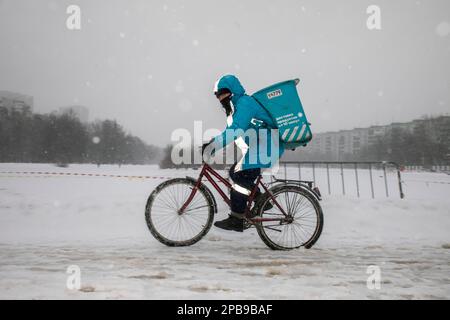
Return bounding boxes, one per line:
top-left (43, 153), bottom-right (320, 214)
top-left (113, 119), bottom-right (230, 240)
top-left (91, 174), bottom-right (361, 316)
top-left (202, 75), bottom-right (285, 232)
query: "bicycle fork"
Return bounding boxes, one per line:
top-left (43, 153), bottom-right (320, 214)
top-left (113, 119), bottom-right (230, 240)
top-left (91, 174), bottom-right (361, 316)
top-left (177, 180), bottom-right (202, 215)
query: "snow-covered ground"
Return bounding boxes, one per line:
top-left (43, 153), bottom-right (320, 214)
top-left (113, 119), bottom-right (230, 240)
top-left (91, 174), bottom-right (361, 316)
top-left (0, 163), bottom-right (449, 299)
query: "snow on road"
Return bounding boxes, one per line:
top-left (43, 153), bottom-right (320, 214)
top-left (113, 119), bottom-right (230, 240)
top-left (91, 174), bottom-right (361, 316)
top-left (0, 164), bottom-right (449, 299)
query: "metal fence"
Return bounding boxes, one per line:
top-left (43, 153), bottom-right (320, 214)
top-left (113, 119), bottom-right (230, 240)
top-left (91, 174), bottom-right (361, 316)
top-left (277, 161), bottom-right (405, 199)
top-left (403, 165), bottom-right (450, 172)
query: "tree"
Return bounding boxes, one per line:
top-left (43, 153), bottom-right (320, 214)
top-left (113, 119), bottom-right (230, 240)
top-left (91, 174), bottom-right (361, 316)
top-left (0, 109), bottom-right (161, 165)
top-left (159, 144), bottom-right (175, 169)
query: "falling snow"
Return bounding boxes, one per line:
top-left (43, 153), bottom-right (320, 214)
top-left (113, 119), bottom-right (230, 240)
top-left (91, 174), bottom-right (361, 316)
top-left (179, 98), bottom-right (193, 112)
top-left (436, 21), bottom-right (450, 37)
top-left (175, 81), bottom-right (184, 93)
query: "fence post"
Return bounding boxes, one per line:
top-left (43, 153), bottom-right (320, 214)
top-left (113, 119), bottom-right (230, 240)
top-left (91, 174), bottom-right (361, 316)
top-left (326, 163), bottom-right (331, 195)
top-left (383, 163), bottom-right (389, 197)
top-left (298, 163), bottom-right (301, 180)
top-left (312, 163), bottom-right (316, 186)
top-left (341, 163), bottom-right (345, 195)
top-left (394, 163), bottom-right (405, 199)
top-left (369, 163), bottom-right (375, 199)
top-left (354, 163), bottom-right (360, 198)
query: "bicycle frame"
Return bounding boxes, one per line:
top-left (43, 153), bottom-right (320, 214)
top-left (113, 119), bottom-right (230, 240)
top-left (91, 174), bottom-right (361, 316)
top-left (178, 163), bottom-right (288, 223)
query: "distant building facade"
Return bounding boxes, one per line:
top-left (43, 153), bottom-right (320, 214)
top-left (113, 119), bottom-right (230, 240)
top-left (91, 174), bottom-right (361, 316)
top-left (0, 91), bottom-right (33, 115)
top-left (58, 105), bottom-right (89, 123)
top-left (291, 115), bottom-right (450, 161)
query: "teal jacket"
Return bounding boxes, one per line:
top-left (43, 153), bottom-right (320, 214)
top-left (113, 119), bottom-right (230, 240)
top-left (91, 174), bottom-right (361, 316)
top-left (212, 75), bottom-right (285, 171)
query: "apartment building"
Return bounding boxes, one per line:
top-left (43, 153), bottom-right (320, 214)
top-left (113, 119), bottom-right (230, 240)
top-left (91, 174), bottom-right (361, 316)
top-left (0, 91), bottom-right (33, 115)
top-left (293, 115), bottom-right (450, 161)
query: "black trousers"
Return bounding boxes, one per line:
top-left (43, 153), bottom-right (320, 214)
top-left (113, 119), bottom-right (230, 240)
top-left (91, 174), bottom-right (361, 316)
top-left (229, 164), bottom-right (261, 214)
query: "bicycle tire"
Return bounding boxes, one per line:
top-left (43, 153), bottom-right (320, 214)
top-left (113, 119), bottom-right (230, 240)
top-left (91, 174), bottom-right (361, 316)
top-left (145, 178), bottom-right (215, 247)
top-left (255, 185), bottom-right (324, 250)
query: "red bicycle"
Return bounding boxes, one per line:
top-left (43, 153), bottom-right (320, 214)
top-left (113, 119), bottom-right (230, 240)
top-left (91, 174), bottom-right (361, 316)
top-left (145, 163), bottom-right (324, 250)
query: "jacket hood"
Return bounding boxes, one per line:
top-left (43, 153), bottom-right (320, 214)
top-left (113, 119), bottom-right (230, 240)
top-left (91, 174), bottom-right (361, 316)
top-left (214, 75), bottom-right (246, 104)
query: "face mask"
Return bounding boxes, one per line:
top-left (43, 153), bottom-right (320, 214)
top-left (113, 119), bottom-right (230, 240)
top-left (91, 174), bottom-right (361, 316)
top-left (220, 96), bottom-right (233, 117)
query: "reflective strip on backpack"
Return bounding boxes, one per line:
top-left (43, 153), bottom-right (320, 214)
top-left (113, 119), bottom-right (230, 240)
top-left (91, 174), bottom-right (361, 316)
top-left (296, 124), bottom-right (310, 142)
top-left (281, 128), bottom-right (290, 141)
top-left (297, 124), bottom-right (307, 141)
top-left (288, 125), bottom-right (299, 142)
top-left (302, 130), bottom-right (311, 141)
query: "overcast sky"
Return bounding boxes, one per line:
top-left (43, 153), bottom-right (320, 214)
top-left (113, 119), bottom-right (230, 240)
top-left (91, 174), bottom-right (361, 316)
top-left (0, 0), bottom-right (449, 146)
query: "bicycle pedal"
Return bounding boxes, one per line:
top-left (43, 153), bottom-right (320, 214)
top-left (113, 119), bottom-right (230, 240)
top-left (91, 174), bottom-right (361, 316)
top-left (243, 220), bottom-right (255, 230)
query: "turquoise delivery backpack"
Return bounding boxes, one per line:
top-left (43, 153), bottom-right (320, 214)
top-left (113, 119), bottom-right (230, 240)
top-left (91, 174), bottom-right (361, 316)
top-left (252, 79), bottom-right (312, 150)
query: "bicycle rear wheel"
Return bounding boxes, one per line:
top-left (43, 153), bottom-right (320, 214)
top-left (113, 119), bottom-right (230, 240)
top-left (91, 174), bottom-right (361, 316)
top-left (255, 185), bottom-right (324, 250)
top-left (145, 178), bottom-right (214, 247)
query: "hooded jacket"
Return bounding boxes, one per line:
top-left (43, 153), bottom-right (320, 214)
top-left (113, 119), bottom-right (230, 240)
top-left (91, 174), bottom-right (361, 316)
top-left (212, 75), bottom-right (285, 171)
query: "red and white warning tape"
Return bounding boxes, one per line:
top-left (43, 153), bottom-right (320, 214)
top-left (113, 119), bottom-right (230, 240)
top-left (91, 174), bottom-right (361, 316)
top-left (0, 171), bottom-right (174, 180)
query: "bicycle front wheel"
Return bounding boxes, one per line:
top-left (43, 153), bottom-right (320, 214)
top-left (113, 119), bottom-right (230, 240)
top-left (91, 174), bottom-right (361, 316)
top-left (255, 185), bottom-right (324, 250)
top-left (145, 178), bottom-right (215, 247)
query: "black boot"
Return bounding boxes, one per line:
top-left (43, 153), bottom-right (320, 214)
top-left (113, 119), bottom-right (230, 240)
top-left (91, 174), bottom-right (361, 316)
top-left (255, 191), bottom-right (273, 211)
top-left (214, 213), bottom-right (244, 232)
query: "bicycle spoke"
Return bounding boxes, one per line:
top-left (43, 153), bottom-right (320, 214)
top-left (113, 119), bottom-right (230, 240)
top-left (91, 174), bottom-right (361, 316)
top-left (294, 201), bottom-right (312, 217)
top-left (292, 225), bottom-right (305, 244)
top-left (159, 188), bottom-right (178, 210)
top-left (291, 194), bottom-right (306, 216)
top-left (263, 225), bottom-right (283, 232)
top-left (294, 223), bottom-right (311, 244)
top-left (184, 200), bottom-right (207, 212)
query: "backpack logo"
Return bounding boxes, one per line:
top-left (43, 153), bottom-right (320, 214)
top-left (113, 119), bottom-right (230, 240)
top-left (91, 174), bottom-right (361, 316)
top-left (267, 89), bottom-right (282, 99)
